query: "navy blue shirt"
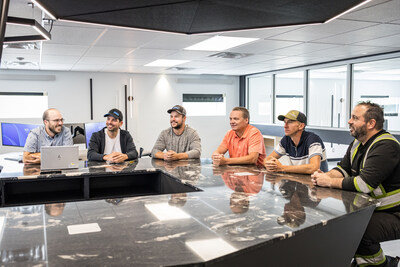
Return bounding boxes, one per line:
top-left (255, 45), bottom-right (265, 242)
top-left (274, 130), bottom-right (328, 172)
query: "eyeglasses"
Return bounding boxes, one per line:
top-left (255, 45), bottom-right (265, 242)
top-left (47, 118), bottom-right (64, 123)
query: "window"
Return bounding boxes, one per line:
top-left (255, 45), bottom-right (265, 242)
top-left (274, 72), bottom-right (304, 123)
top-left (308, 66), bottom-right (347, 128)
top-left (247, 75), bottom-right (272, 123)
top-left (182, 94), bottom-right (226, 116)
top-left (353, 58), bottom-right (400, 131)
top-left (0, 92), bottom-right (48, 118)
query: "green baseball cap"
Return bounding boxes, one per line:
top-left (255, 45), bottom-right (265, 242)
top-left (278, 110), bottom-right (307, 124)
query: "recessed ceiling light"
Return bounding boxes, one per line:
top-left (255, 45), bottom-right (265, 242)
top-left (145, 59), bottom-right (190, 67)
top-left (184, 36), bottom-right (258, 51)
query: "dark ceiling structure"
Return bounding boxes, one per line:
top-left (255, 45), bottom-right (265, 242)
top-left (39, 0), bottom-right (367, 34)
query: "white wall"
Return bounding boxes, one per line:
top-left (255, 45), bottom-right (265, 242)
top-left (0, 70), bottom-right (239, 156)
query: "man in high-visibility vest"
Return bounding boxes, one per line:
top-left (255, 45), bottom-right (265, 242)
top-left (312, 101), bottom-right (400, 267)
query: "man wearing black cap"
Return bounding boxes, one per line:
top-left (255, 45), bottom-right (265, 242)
top-left (264, 110), bottom-right (328, 174)
top-left (151, 105), bottom-right (201, 161)
top-left (87, 108), bottom-right (138, 163)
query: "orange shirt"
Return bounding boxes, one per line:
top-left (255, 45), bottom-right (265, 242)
top-left (222, 172), bottom-right (264, 195)
top-left (220, 124), bottom-right (266, 166)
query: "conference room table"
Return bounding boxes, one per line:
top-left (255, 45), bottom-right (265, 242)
top-left (0, 156), bottom-right (377, 266)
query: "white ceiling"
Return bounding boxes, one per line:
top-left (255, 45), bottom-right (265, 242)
top-left (2, 0), bottom-right (400, 76)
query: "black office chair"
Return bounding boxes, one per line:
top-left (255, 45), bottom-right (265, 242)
top-left (139, 147), bottom-right (151, 158)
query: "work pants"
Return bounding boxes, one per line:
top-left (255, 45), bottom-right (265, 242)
top-left (355, 211), bottom-right (400, 266)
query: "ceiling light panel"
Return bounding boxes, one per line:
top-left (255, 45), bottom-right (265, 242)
top-left (145, 59), bottom-right (190, 67)
top-left (184, 36), bottom-right (258, 51)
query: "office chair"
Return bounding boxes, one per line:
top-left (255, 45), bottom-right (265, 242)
top-left (139, 147), bottom-right (151, 158)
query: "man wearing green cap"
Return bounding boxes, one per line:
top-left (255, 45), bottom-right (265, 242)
top-left (264, 110), bottom-right (328, 174)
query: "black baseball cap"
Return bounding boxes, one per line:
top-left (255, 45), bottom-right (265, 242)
top-left (167, 105), bottom-right (186, 116)
top-left (104, 108), bottom-right (123, 121)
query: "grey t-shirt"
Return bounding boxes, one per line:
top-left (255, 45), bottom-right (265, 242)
top-left (24, 125), bottom-right (73, 153)
top-left (151, 125), bottom-right (201, 159)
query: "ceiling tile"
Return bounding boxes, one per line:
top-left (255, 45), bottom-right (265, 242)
top-left (40, 63), bottom-right (74, 71)
top-left (355, 33), bottom-right (400, 47)
top-left (219, 25), bottom-right (304, 39)
top-left (228, 39), bottom-right (301, 54)
top-left (141, 34), bottom-right (210, 49)
top-left (315, 23), bottom-right (400, 44)
top-left (85, 46), bottom-right (135, 57)
top-left (41, 55), bottom-right (80, 64)
top-left (50, 25), bottom-right (106, 45)
top-left (342, 0), bottom-right (400, 23)
top-left (126, 48), bottom-right (178, 60)
top-left (270, 19), bottom-right (377, 42)
top-left (77, 57), bottom-right (117, 64)
top-left (95, 28), bottom-right (160, 48)
top-left (265, 43), bottom-right (339, 56)
top-left (42, 43), bottom-right (89, 56)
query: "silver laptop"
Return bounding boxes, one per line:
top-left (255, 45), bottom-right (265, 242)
top-left (40, 146), bottom-right (79, 171)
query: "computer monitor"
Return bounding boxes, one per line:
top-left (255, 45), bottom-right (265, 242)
top-left (64, 123), bottom-right (85, 145)
top-left (1, 122), bottom-right (40, 147)
top-left (84, 122), bottom-right (106, 148)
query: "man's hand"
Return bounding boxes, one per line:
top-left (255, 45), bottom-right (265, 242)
top-left (24, 153), bottom-right (41, 165)
top-left (311, 169), bottom-right (332, 187)
top-left (212, 153), bottom-right (227, 166)
top-left (164, 150), bottom-right (179, 161)
top-left (264, 158), bottom-right (283, 172)
top-left (103, 152), bottom-right (128, 163)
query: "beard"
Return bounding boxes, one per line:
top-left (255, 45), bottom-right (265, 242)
top-left (171, 121), bottom-right (183, 130)
top-left (48, 124), bottom-right (61, 135)
top-left (350, 124), bottom-right (367, 140)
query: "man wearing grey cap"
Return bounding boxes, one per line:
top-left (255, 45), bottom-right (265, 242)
top-left (87, 108), bottom-right (138, 163)
top-left (264, 110), bottom-right (328, 174)
top-left (151, 105), bottom-right (201, 161)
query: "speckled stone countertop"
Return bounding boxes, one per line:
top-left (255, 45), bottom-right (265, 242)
top-left (0, 158), bottom-right (376, 266)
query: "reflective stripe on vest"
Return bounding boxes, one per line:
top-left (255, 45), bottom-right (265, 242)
top-left (355, 248), bottom-right (386, 267)
top-left (350, 133), bottom-right (400, 211)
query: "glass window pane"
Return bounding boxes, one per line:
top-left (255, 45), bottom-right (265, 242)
top-left (275, 72), bottom-right (304, 123)
top-left (308, 66), bottom-right (347, 128)
top-left (353, 58), bottom-right (400, 132)
top-left (248, 75), bottom-right (272, 123)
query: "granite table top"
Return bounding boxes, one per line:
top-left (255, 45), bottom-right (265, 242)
top-left (0, 157), bottom-right (377, 266)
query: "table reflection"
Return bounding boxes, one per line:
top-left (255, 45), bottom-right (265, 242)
top-left (45, 203), bottom-right (65, 217)
top-left (214, 166), bottom-right (264, 214)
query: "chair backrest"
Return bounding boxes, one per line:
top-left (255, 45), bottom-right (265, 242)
top-left (139, 147), bottom-right (151, 158)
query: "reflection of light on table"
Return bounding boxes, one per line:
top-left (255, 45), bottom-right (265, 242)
top-left (145, 203), bottom-right (190, 221)
top-left (186, 238), bottom-right (237, 261)
top-left (0, 211), bottom-right (7, 244)
top-left (0, 153), bottom-right (24, 175)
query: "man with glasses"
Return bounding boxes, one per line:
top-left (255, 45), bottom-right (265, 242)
top-left (312, 102), bottom-right (400, 266)
top-left (23, 108), bottom-right (73, 164)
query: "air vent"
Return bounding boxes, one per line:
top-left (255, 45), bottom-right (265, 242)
top-left (5, 57), bottom-right (38, 67)
top-left (5, 61), bottom-right (38, 67)
top-left (3, 42), bottom-right (39, 50)
top-left (166, 67), bottom-right (195, 71)
top-left (208, 52), bottom-right (252, 59)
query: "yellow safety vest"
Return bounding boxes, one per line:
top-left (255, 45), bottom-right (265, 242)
top-left (348, 133), bottom-right (400, 211)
